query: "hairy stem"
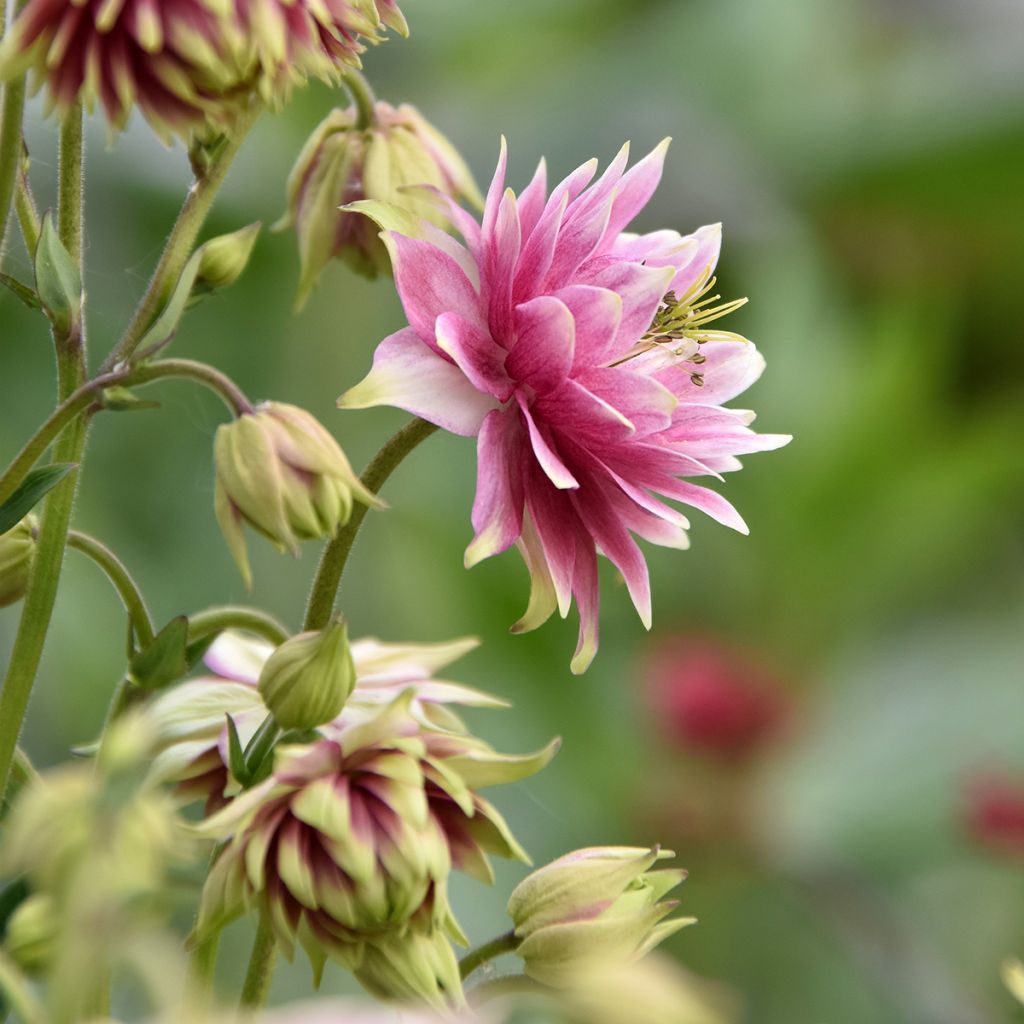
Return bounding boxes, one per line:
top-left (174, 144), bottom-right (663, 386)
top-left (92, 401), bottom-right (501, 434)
top-left (238, 913), bottom-right (277, 1009)
top-left (0, 108), bottom-right (87, 799)
top-left (303, 417), bottom-right (437, 631)
top-left (459, 930), bottom-right (518, 981)
top-left (66, 530), bottom-right (155, 647)
top-left (130, 357), bottom-right (254, 416)
top-left (343, 68), bottom-right (377, 131)
top-left (100, 101), bottom-right (262, 373)
top-left (188, 606), bottom-right (290, 646)
top-left (0, 76), bottom-right (26, 269)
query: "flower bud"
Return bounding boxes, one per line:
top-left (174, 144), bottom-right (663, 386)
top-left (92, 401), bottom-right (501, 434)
top-left (353, 929), bottom-right (464, 1009)
top-left (4, 894), bottom-right (56, 973)
top-left (279, 101), bottom-right (482, 306)
top-left (193, 222), bottom-right (261, 299)
top-left (507, 847), bottom-right (693, 987)
top-left (258, 619), bottom-right (356, 730)
top-left (0, 514), bottom-right (36, 607)
top-left (214, 401), bottom-right (382, 587)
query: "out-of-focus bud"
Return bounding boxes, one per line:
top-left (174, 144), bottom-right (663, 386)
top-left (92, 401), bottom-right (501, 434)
top-left (278, 101), bottom-right (482, 306)
top-left (192, 222), bottom-right (262, 299)
top-left (1003, 958), bottom-right (1024, 1007)
top-left (0, 514), bottom-right (36, 607)
top-left (645, 636), bottom-right (789, 762)
top-left (964, 771), bottom-right (1024, 859)
top-left (354, 929), bottom-right (465, 1010)
top-left (507, 847), bottom-right (693, 987)
top-left (214, 401), bottom-right (382, 587)
top-left (4, 893), bottom-right (56, 973)
top-left (258, 618), bottom-right (356, 729)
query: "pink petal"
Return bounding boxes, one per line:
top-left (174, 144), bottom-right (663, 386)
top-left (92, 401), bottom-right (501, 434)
top-left (517, 157), bottom-right (548, 242)
top-left (599, 138), bottom-right (670, 247)
top-left (513, 192), bottom-right (568, 303)
top-left (534, 379), bottom-right (635, 444)
top-left (542, 191), bottom-right (614, 292)
top-left (510, 512), bottom-right (558, 634)
top-left (466, 408), bottom-right (526, 567)
top-left (506, 295), bottom-right (575, 395)
top-left (435, 312), bottom-right (512, 400)
top-left (481, 136), bottom-right (508, 242)
top-left (575, 366), bottom-right (678, 437)
top-left (339, 327), bottom-right (499, 437)
top-left (659, 340), bottom-right (766, 405)
top-left (554, 285), bottom-right (623, 372)
top-left (524, 463), bottom-right (579, 616)
top-left (658, 479), bottom-right (749, 534)
top-left (518, 396), bottom-right (578, 489)
top-left (669, 222), bottom-right (722, 297)
top-left (483, 188), bottom-right (522, 344)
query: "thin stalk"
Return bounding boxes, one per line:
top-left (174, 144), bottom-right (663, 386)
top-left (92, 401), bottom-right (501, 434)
top-left (66, 530), bottom-right (155, 647)
top-left (343, 68), bottom-right (377, 130)
top-left (187, 606), bottom-right (290, 646)
top-left (303, 417), bottom-right (437, 631)
top-left (0, 75), bottom-right (26, 268)
top-left (0, 108), bottom-right (87, 799)
top-left (100, 101), bottom-right (262, 373)
top-left (459, 930), bottom-right (518, 981)
top-left (130, 357), bottom-right (253, 416)
top-left (238, 913), bottom-right (277, 1009)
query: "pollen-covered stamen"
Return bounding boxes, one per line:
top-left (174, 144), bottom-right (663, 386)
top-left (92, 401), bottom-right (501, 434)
top-left (610, 269), bottom-right (748, 385)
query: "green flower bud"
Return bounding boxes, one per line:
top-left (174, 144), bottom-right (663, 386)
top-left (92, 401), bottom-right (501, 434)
top-left (193, 222), bottom-right (261, 299)
top-left (0, 514), bottom-right (35, 607)
top-left (353, 928), bottom-right (465, 1010)
top-left (507, 847), bottom-right (693, 987)
top-left (214, 401), bottom-right (382, 587)
top-left (4, 893), bottom-right (57, 973)
top-left (258, 618), bottom-right (356, 730)
top-left (278, 100), bottom-right (482, 307)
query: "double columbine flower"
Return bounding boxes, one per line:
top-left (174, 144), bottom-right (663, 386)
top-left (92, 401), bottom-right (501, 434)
top-left (340, 140), bottom-right (790, 672)
top-left (193, 693), bottom-right (556, 1006)
top-left (0, 0), bottom-right (407, 139)
top-left (280, 101), bottom-right (482, 304)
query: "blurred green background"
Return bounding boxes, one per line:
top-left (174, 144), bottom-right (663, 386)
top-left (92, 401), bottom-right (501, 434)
top-left (3, 0), bottom-right (1024, 1020)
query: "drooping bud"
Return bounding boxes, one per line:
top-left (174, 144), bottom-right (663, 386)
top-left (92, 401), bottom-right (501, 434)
top-left (0, 515), bottom-right (36, 607)
top-left (507, 847), bottom-right (693, 987)
top-left (192, 222), bottom-right (262, 299)
top-left (258, 618), bottom-right (356, 730)
top-left (213, 402), bottom-right (382, 587)
top-left (279, 101), bottom-right (482, 306)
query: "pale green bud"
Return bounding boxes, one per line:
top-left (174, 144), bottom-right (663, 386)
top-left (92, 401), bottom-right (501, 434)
top-left (507, 847), bottom-right (693, 987)
top-left (0, 514), bottom-right (36, 607)
top-left (353, 928), bottom-right (465, 1010)
top-left (258, 619), bottom-right (356, 730)
top-left (214, 401), bottom-right (382, 587)
top-left (193, 222), bottom-right (261, 299)
top-left (4, 893), bottom-right (57, 973)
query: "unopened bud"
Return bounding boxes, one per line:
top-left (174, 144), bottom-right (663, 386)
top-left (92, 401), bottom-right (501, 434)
top-left (258, 619), bottom-right (356, 730)
top-left (0, 514), bottom-right (36, 607)
top-left (214, 402), bottom-right (382, 587)
top-left (279, 101), bottom-right (482, 307)
top-left (193, 222), bottom-right (261, 299)
top-left (353, 929), bottom-right (465, 1010)
top-left (5, 894), bottom-right (56, 973)
top-left (507, 847), bottom-right (693, 987)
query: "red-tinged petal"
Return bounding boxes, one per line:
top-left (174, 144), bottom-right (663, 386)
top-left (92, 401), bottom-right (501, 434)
top-left (599, 138), bottom-right (670, 247)
top-left (481, 136), bottom-right (508, 241)
top-left (387, 232), bottom-right (483, 347)
top-left (658, 480), bottom-right (749, 534)
top-left (518, 397), bottom-right (579, 490)
top-left (534, 379), bottom-right (635, 447)
top-left (466, 408), bottom-right (526, 568)
top-left (506, 295), bottom-right (575, 395)
top-left (671, 431), bottom-right (792, 460)
top-left (660, 340), bottom-right (766, 405)
top-left (547, 155), bottom-right (599, 210)
top-left (483, 188), bottom-right (522, 344)
top-left (575, 366), bottom-right (677, 438)
top-left (524, 466), bottom-right (579, 617)
top-left (555, 285), bottom-right (623, 372)
top-left (339, 327), bottom-right (498, 437)
top-left (513, 191), bottom-right (568, 303)
top-left (543, 190), bottom-right (614, 292)
top-left (435, 312), bottom-right (512, 400)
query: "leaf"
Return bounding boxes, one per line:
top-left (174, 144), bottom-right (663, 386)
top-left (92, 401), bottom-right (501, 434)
top-left (225, 714), bottom-right (248, 786)
top-left (33, 211), bottom-right (82, 334)
top-left (127, 616), bottom-right (190, 691)
top-left (99, 386), bottom-right (160, 413)
top-left (0, 463), bottom-right (75, 535)
top-left (0, 273), bottom-right (42, 311)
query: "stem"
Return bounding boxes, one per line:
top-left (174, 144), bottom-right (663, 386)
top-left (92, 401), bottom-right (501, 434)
top-left (343, 69), bottom-right (377, 131)
top-left (189, 933), bottom-right (221, 989)
top-left (458, 931), bottom-right (518, 981)
top-left (0, 112), bottom-right (87, 800)
top-left (130, 357), bottom-right (253, 416)
top-left (0, 75), bottom-right (26, 269)
top-left (0, 369), bottom-right (127, 506)
top-left (303, 417), bottom-right (437, 631)
top-left (100, 101), bottom-right (262, 373)
top-left (238, 913), bottom-right (277, 1009)
top-left (0, 950), bottom-right (45, 1024)
top-left (66, 530), bottom-right (155, 647)
top-left (188, 606), bottom-right (290, 646)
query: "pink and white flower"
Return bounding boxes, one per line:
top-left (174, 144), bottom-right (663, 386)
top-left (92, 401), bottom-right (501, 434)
top-left (340, 140), bottom-right (790, 672)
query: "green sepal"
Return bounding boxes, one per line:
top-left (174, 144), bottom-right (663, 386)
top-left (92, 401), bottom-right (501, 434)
top-left (242, 714), bottom-right (281, 787)
top-left (0, 463), bottom-right (75, 535)
top-left (98, 386), bottom-right (161, 413)
top-left (33, 211), bottom-right (82, 334)
top-left (127, 616), bottom-right (190, 691)
top-left (0, 272), bottom-right (42, 311)
top-left (225, 714), bottom-right (248, 786)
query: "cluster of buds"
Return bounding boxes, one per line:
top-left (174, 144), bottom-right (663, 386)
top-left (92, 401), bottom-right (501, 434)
top-left (0, 0), bottom-right (409, 140)
top-left (214, 401), bottom-right (381, 587)
top-left (279, 100), bottom-right (481, 303)
top-left (0, 514), bottom-right (36, 606)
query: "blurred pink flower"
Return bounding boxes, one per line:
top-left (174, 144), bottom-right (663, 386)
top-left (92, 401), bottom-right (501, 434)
top-left (341, 140), bottom-right (789, 672)
top-left (644, 635), bottom-right (788, 761)
top-left (964, 771), bottom-right (1024, 859)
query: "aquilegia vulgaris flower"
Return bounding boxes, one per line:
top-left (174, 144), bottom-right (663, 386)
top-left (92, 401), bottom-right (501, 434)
top-left (340, 140), bottom-right (791, 672)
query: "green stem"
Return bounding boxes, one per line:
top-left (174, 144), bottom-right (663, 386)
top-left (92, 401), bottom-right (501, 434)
top-left (100, 101), bottom-right (262, 374)
top-left (129, 357), bottom-right (253, 416)
top-left (187, 606), bottom-right (289, 646)
top-left (189, 933), bottom-right (221, 989)
top-left (343, 68), bottom-right (377, 131)
top-left (0, 109), bottom-right (87, 801)
top-left (303, 417), bottom-right (437, 631)
top-left (0, 75), bottom-right (26, 269)
top-left (458, 930), bottom-right (518, 981)
top-left (238, 913), bottom-right (277, 1009)
top-left (66, 530), bottom-right (155, 647)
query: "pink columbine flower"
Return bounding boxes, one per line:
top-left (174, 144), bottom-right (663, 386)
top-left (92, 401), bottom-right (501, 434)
top-left (340, 140), bottom-right (791, 672)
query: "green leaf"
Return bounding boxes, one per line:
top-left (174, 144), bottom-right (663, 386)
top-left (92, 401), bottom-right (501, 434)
top-left (0, 463), bottom-right (75, 535)
top-left (242, 714), bottom-right (280, 788)
top-left (33, 211), bottom-right (82, 334)
top-left (225, 715), bottom-right (248, 786)
top-left (127, 616), bottom-right (190, 691)
top-left (0, 273), bottom-right (42, 311)
top-left (99, 386), bottom-right (160, 413)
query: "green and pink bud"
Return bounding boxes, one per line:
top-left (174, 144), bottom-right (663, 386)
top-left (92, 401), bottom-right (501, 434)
top-left (214, 401), bottom-right (381, 587)
top-left (507, 847), bottom-right (693, 987)
top-left (0, 515), bottom-right (36, 607)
